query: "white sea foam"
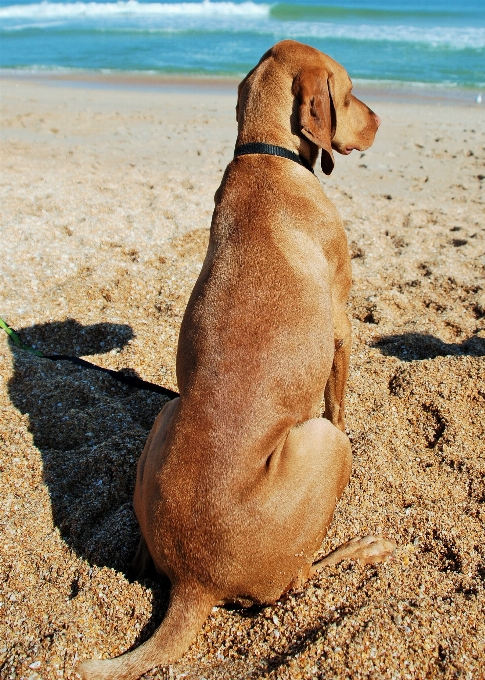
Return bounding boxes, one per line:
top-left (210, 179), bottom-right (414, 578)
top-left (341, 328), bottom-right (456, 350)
top-left (1, 1), bottom-right (484, 50)
top-left (86, 23), bottom-right (484, 51)
top-left (0, 0), bottom-right (270, 19)
top-left (275, 22), bottom-right (485, 50)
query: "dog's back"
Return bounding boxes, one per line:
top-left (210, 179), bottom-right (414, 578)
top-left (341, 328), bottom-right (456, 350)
top-left (135, 153), bottom-right (339, 598)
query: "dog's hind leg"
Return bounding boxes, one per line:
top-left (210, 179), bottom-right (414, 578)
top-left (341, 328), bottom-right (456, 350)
top-left (268, 417), bottom-right (353, 594)
top-left (130, 397), bottom-right (180, 583)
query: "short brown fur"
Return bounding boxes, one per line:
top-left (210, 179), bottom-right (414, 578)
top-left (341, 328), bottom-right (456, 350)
top-left (78, 40), bottom-right (394, 680)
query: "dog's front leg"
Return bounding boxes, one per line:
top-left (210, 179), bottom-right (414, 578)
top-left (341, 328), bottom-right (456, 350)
top-left (324, 307), bottom-right (351, 431)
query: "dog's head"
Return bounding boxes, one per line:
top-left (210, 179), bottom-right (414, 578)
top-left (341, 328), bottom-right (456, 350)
top-left (291, 46), bottom-right (381, 175)
top-left (237, 41), bottom-right (380, 176)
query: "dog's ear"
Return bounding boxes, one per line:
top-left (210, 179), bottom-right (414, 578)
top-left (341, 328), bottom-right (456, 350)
top-left (293, 69), bottom-right (335, 175)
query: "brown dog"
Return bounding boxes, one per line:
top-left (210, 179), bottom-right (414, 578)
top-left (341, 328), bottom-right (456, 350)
top-left (78, 40), bottom-right (395, 680)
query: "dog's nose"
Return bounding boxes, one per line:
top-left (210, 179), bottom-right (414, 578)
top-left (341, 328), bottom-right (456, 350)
top-left (374, 114), bottom-right (381, 128)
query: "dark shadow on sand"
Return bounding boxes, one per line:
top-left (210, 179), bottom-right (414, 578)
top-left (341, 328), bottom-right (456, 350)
top-left (6, 318), bottom-right (171, 577)
top-left (372, 331), bottom-right (485, 362)
top-left (248, 600), bottom-right (356, 678)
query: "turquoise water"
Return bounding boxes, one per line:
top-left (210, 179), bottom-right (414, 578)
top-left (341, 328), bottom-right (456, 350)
top-left (0, 0), bottom-right (484, 88)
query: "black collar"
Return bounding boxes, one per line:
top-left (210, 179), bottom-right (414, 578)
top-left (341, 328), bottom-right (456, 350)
top-left (234, 142), bottom-right (315, 175)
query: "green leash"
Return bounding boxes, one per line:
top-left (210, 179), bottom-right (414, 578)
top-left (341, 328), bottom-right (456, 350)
top-left (0, 317), bottom-right (44, 357)
top-left (0, 316), bottom-right (178, 399)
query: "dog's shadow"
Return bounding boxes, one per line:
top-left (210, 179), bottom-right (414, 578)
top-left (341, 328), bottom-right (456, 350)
top-left (6, 318), bottom-right (171, 581)
top-left (372, 331), bottom-right (485, 361)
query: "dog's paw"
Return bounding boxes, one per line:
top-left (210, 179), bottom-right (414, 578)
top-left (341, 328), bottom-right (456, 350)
top-left (76, 659), bottom-right (116, 680)
top-left (311, 534), bottom-right (396, 572)
top-left (350, 535), bottom-right (396, 565)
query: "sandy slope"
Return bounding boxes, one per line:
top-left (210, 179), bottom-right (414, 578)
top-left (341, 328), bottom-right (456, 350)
top-left (1, 77), bottom-right (484, 679)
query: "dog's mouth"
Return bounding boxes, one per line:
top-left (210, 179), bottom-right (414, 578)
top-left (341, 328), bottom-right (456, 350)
top-left (338, 141), bottom-right (373, 154)
top-left (333, 142), bottom-right (358, 155)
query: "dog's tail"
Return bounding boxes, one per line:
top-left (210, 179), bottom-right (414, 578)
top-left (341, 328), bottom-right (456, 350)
top-left (77, 581), bottom-right (215, 680)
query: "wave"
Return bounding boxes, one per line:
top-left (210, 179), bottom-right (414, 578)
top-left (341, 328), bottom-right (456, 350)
top-left (1, 0), bottom-right (484, 50)
top-left (2, 0), bottom-right (483, 23)
top-left (2, 21), bottom-right (484, 50)
top-left (278, 23), bottom-right (485, 50)
top-left (0, 0), bottom-right (270, 19)
top-left (270, 4), bottom-right (481, 22)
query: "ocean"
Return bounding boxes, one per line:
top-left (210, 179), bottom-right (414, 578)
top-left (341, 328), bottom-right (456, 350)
top-left (0, 0), bottom-right (484, 90)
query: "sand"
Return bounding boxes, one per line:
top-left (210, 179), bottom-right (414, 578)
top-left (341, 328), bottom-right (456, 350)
top-left (1, 75), bottom-right (484, 679)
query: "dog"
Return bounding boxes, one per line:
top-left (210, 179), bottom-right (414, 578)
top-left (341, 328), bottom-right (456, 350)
top-left (78, 40), bottom-right (395, 680)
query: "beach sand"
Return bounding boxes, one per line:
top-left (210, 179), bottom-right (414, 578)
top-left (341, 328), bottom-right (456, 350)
top-left (1, 76), bottom-right (484, 679)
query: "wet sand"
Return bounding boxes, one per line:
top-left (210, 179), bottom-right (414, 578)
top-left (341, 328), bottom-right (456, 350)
top-left (1, 76), bottom-right (484, 679)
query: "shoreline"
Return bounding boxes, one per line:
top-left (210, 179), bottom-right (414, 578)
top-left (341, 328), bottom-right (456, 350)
top-left (1, 69), bottom-right (483, 106)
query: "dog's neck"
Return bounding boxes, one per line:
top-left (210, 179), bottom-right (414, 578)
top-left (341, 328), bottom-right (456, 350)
top-left (236, 69), bottom-right (319, 170)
